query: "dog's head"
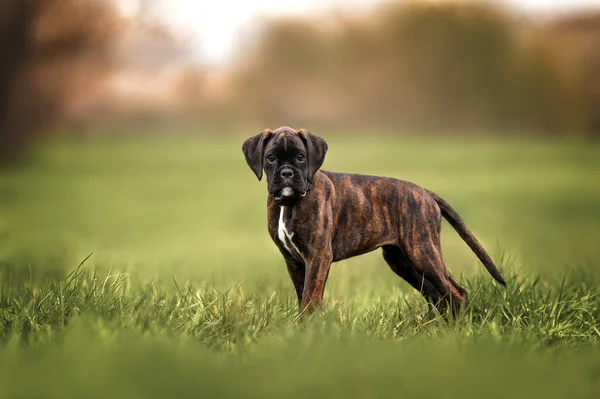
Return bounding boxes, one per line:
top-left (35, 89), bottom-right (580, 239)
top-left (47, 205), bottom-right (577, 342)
top-left (242, 126), bottom-right (328, 203)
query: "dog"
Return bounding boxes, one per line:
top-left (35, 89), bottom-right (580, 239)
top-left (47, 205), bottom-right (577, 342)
top-left (242, 126), bottom-right (506, 315)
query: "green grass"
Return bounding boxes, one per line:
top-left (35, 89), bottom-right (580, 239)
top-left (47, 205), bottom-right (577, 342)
top-left (0, 134), bottom-right (599, 398)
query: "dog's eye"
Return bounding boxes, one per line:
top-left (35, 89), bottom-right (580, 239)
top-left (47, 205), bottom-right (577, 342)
top-left (266, 154), bottom-right (276, 163)
top-left (296, 154), bottom-right (305, 162)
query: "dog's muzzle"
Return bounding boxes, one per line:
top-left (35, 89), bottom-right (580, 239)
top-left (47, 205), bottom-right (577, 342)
top-left (273, 183), bottom-right (310, 205)
top-left (280, 187), bottom-right (294, 197)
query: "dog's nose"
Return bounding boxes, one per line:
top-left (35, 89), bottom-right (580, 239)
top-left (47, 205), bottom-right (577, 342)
top-left (280, 168), bottom-right (294, 179)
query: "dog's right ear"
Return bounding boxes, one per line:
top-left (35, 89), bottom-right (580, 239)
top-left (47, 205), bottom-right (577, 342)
top-left (242, 129), bottom-right (273, 181)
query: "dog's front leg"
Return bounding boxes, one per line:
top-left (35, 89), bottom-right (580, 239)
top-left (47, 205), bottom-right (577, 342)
top-left (300, 252), bottom-right (333, 314)
top-left (285, 258), bottom-right (305, 308)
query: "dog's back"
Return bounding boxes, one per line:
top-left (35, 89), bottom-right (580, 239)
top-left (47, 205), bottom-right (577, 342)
top-left (315, 170), bottom-right (440, 261)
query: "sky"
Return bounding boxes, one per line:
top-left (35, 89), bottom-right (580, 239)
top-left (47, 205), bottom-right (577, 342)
top-left (118, 0), bottom-right (600, 66)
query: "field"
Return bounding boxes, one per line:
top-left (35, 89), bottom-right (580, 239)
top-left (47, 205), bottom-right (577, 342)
top-left (1, 134), bottom-right (599, 398)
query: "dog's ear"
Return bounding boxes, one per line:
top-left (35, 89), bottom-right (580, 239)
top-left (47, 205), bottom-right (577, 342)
top-left (242, 129), bottom-right (273, 181)
top-left (298, 129), bottom-right (328, 182)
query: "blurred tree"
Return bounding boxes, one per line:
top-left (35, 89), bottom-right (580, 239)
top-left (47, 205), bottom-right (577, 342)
top-left (545, 11), bottom-right (600, 136)
top-left (232, 2), bottom-right (600, 136)
top-left (0, 0), bottom-right (121, 161)
top-left (73, 0), bottom-right (200, 134)
top-left (376, 3), bottom-right (520, 130)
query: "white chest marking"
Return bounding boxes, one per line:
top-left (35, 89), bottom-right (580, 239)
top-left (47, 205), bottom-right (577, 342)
top-left (278, 206), bottom-right (301, 257)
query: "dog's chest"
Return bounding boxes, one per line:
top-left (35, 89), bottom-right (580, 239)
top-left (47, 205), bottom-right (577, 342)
top-left (276, 206), bottom-right (302, 260)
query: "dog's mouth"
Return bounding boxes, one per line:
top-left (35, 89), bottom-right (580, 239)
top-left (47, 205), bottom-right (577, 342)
top-left (272, 183), bottom-right (311, 205)
top-left (280, 187), bottom-right (294, 198)
top-left (274, 186), bottom-right (295, 202)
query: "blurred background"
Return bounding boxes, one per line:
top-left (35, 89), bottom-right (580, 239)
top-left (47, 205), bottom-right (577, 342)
top-left (0, 0), bottom-right (599, 291)
top-left (1, 0), bottom-right (600, 151)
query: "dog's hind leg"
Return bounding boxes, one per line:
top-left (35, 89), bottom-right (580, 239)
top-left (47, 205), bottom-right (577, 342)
top-left (447, 274), bottom-right (469, 308)
top-left (400, 239), bottom-right (468, 315)
top-left (382, 245), bottom-right (443, 308)
top-left (396, 193), bottom-right (470, 315)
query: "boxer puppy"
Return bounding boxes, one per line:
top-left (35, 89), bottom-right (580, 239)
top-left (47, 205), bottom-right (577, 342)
top-left (242, 126), bottom-right (505, 315)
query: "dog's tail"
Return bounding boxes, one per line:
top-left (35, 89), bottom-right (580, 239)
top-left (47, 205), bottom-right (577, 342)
top-left (428, 190), bottom-right (506, 286)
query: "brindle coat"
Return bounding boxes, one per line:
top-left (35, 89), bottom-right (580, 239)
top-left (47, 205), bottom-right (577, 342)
top-left (243, 127), bottom-right (506, 315)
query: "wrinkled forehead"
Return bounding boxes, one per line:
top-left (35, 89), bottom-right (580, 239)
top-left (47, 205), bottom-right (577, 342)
top-left (265, 131), bottom-right (305, 154)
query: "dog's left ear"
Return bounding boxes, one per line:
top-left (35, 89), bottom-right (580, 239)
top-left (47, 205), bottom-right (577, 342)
top-left (298, 129), bottom-right (328, 182)
top-left (242, 129), bottom-right (273, 181)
